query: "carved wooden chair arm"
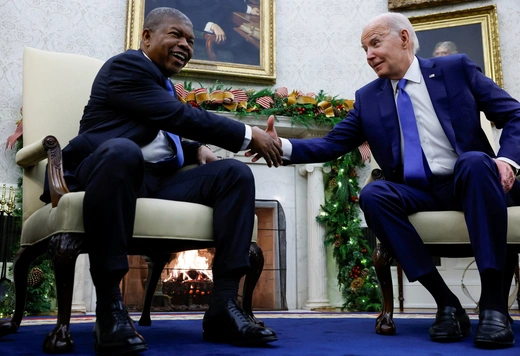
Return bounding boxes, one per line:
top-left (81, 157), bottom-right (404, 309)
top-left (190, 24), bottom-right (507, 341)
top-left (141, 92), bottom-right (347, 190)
top-left (16, 135), bottom-right (69, 207)
top-left (43, 135), bottom-right (70, 207)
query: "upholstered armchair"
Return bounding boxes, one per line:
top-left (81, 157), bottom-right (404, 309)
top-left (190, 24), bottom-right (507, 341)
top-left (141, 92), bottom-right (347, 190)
top-left (366, 117), bottom-right (520, 335)
top-left (0, 47), bottom-right (264, 353)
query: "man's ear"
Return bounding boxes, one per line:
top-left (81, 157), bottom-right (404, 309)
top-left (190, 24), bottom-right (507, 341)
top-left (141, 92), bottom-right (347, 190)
top-left (400, 29), bottom-right (410, 49)
top-left (142, 29), bottom-right (152, 46)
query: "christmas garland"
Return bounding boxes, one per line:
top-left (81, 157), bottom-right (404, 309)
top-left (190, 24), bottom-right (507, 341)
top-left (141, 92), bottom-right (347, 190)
top-left (317, 153), bottom-right (382, 311)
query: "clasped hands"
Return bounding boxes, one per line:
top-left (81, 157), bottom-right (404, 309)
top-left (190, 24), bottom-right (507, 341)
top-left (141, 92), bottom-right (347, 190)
top-left (246, 115), bottom-right (283, 167)
top-left (493, 158), bottom-right (517, 193)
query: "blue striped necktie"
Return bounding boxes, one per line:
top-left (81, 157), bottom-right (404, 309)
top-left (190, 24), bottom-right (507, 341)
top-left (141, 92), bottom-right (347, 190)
top-left (163, 79), bottom-right (184, 168)
top-left (396, 79), bottom-right (429, 189)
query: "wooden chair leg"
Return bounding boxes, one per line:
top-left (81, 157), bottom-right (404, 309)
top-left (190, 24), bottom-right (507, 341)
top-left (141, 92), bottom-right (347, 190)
top-left (242, 242), bottom-right (265, 326)
top-left (397, 263), bottom-right (404, 312)
top-left (0, 240), bottom-right (48, 338)
top-left (42, 233), bottom-right (84, 354)
top-left (139, 254), bottom-right (170, 326)
top-left (373, 243), bottom-right (396, 335)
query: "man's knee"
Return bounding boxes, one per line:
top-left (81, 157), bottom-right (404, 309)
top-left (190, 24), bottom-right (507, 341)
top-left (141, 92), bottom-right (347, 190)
top-left (98, 138), bottom-right (144, 170)
top-left (455, 151), bottom-right (492, 174)
top-left (359, 180), bottom-right (390, 211)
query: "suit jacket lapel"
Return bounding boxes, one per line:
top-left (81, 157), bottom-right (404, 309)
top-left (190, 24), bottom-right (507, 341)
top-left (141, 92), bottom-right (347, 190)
top-left (419, 57), bottom-right (459, 154)
top-left (377, 80), bottom-right (402, 166)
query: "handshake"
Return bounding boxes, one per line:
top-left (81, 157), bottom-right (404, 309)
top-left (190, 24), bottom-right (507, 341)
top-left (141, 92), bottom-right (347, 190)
top-left (245, 115), bottom-right (283, 167)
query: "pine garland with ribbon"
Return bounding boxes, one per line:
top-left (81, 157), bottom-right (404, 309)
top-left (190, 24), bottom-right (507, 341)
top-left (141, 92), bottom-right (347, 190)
top-left (316, 153), bottom-right (382, 311)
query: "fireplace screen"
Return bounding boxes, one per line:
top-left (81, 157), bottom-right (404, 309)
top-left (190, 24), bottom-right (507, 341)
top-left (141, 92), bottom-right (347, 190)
top-left (122, 200), bottom-right (287, 311)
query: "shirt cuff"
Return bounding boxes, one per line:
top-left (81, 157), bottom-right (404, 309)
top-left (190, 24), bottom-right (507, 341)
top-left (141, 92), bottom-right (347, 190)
top-left (246, 5), bottom-right (252, 14)
top-left (497, 157), bottom-right (519, 175)
top-left (240, 125), bottom-right (252, 151)
top-left (280, 138), bottom-right (292, 160)
top-left (204, 22), bottom-right (214, 33)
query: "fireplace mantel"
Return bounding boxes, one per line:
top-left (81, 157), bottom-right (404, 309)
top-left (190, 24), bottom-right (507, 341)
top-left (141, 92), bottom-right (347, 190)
top-left (71, 113), bottom-right (339, 312)
top-left (213, 112), bottom-right (334, 139)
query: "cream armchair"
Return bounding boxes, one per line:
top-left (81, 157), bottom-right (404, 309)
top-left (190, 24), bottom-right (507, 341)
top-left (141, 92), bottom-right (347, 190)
top-left (367, 117), bottom-right (520, 335)
top-left (0, 47), bottom-right (264, 353)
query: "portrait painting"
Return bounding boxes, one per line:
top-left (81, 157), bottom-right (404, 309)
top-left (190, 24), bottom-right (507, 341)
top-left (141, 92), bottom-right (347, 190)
top-left (126, 0), bottom-right (276, 83)
top-left (409, 5), bottom-right (503, 87)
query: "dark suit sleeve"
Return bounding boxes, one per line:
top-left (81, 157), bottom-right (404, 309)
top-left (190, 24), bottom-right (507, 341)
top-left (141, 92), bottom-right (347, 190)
top-left (105, 53), bottom-right (246, 153)
top-left (287, 97), bottom-right (365, 164)
top-left (458, 55), bottom-right (520, 163)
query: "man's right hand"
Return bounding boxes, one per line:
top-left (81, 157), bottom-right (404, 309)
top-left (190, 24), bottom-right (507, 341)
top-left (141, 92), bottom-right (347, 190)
top-left (246, 115), bottom-right (282, 167)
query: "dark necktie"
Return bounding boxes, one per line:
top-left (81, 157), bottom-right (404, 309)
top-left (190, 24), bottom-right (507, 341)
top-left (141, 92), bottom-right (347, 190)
top-left (164, 79), bottom-right (184, 168)
top-left (396, 79), bottom-right (429, 189)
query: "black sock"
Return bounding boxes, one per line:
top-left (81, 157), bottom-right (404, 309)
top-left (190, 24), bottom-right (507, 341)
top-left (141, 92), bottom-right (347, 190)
top-left (210, 276), bottom-right (240, 308)
top-left (93, 270), bottom-right (125, 310)
top-left (479, 268), bottom-right (507, 315)
top-left (418, 270), bottom-right (463, 314)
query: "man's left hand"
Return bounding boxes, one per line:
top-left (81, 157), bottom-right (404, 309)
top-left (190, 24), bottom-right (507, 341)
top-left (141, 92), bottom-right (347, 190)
top-left (198, 145), bottom-right (219, 165)
top-left (494, 159), bottom-right (516, 193)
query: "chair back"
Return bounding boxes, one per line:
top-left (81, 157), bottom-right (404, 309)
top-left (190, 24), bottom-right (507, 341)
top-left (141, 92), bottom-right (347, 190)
top-left (19, 47), bottom-right (103, 222)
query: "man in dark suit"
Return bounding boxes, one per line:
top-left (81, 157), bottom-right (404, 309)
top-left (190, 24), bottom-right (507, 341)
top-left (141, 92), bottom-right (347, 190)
top-left (58, 7), bottom-right (281, 355)
top-left (253, 12), bottom-right (519, 349)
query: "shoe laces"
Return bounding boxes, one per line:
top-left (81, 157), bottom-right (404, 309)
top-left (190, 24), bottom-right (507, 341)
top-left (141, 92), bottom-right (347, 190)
top-left (227, 299), bottom-right (252, 324)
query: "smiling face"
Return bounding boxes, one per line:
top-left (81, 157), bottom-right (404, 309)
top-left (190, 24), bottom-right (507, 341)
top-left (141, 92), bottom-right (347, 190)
top-left (141, 15), bottom-right (195, 77)
top-left (361, 17), bottom-right (414, 80)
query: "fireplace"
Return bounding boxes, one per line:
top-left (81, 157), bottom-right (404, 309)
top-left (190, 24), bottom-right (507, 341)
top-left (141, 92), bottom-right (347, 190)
top-left (121, 200), bottom-right (287, 312)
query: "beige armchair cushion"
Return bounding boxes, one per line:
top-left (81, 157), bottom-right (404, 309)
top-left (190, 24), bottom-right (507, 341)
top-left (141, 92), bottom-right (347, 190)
top-left (21, 192), bottom-right (258, 246)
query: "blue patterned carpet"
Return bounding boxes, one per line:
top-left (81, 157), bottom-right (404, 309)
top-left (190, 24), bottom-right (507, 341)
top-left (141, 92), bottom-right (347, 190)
top-left (1, 312), bottom-right (519, 355)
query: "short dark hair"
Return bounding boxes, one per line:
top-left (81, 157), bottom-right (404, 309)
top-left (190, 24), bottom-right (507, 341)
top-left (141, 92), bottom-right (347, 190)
top-left (143, 7), bottom-right (192, 31)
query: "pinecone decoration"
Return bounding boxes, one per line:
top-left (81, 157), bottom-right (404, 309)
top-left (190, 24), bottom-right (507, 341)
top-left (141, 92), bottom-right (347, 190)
top-left (350, 277), bottom-right (365, 291)
top-left (329, 178), bottom-right (337, 189)
top-left (28, 267), bottom-right (44, 288)
top-left (360, 268), bottom-right (370, 279)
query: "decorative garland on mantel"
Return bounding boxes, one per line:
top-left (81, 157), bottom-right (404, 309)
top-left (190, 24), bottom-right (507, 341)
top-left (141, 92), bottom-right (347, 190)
top-left (174, 81), bottom-right (381, 311)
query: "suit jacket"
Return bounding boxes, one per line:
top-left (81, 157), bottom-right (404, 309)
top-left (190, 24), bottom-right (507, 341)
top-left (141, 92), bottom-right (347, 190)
top-left (288, 54), bottom-right (520, 184)
top-left (51, 49), bottom-right (246, 201)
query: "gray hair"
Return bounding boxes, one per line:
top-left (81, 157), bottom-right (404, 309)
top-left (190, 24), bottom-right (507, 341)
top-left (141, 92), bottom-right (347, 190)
top-left (366, 12), bottom-right (420, 54)
top-left (433, 41), bottom-right (458, 55)
top-left (143, 7), bottom-right (192, 31)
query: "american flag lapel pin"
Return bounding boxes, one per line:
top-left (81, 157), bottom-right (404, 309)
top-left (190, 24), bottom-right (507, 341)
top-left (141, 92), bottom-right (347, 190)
top-left (429, 74), bottom-right (435, 78)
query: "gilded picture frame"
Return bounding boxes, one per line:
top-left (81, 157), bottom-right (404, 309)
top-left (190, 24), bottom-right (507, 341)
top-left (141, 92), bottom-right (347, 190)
top-left (125, 0), bottom-right (276, 84)
top-left (410, 5), bottom-right (503, 87)
top-left (389, 0), bottom-right (478, 11)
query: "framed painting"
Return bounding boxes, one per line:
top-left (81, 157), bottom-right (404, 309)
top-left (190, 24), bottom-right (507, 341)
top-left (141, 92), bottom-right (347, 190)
top-left (409, 5), bottom-right (503, 87)
top-left (126, 0), bottom-right (276, 84)
top-left (389, 0), bottom-right (478, 11)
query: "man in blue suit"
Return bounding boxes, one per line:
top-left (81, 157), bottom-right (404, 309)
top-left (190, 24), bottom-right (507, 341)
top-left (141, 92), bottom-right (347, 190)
top-left (58, 7), bottom-right (281, 355)
top-left (254, 12), bottom-right (519, 348)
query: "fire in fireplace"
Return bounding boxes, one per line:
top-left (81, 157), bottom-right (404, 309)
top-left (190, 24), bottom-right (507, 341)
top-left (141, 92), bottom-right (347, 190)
top-left (122, 200), bottom-right (287, 311)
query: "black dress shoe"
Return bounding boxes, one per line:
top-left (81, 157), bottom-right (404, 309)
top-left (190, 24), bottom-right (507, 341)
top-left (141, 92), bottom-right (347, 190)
top-left (94, 300), bottom-right (148, 356)
top-left (474, 310), bottom-right (515, 349)
top-left (429, 306), bottom-right (471, 342)
top-left (203, 298), bottom-right (278, 346)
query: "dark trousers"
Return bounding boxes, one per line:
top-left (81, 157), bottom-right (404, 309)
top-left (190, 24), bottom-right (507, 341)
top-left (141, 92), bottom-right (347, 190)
top-left (75, 138), bottom-right (256, 285)
top-left (359, 151), bottom-right (509, 282)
